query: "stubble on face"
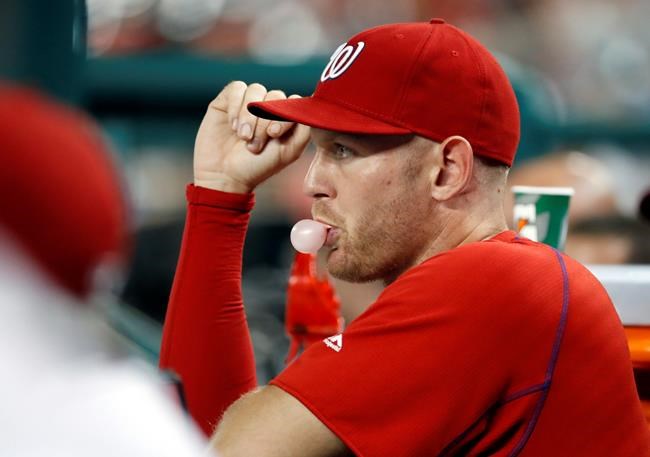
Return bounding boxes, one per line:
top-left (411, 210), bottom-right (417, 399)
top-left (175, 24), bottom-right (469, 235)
top-left (324, 142), bottom-right (434, 284)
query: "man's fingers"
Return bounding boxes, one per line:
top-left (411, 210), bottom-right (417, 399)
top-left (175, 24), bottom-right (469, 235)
top-left (235, 83), bottom-right (267, 143)
top-left (209, 81), bottom-right (246, 123)
top-left (267, 94), bottom-right (301, 139)
top-left (281, 123), bottom-right (311, 165)
top-left (223, 81), bottom-right (248, 130)
top-left (247, 90), bottom-right (286, 154)
top-left (207, 83), bottom-right (305, 159)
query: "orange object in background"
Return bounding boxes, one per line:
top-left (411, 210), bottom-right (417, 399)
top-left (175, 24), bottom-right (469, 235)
top-left (625, 326), bottom-right (650, 425)
top-left (285, 253), bottom-right (344, 364)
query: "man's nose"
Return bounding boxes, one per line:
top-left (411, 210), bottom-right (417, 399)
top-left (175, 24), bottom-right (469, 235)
top-left (303, 150), bottom-right (335, 200)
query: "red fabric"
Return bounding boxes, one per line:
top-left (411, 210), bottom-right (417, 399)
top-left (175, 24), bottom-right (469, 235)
top-left (285, 252), bottom-right (344, 363)
top-left (0, 84), bottom-right (128, 298)
top-left (249, 20), bottom-right (520, 166)
top-left (159, 184), bottom-right (257, 436)
top-left (271, 232), bottom-right (650, 456)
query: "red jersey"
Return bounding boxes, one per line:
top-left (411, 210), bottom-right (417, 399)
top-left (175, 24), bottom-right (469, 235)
top-left (272, 231), bottom-right (649, 456)
top-left (161, 186), bottom-right (649, 455)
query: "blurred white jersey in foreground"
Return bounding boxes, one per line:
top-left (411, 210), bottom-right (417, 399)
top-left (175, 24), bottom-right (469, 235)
top-left (0, 237), bottom-right (209, 457)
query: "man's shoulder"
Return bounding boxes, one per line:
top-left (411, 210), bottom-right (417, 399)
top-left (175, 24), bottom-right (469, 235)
top-left (398, 232), bottom-right (607, 309)
top-left (383, 231), bottom-right (583, 308)
top-left (414, 231), bottom-right (557, 280)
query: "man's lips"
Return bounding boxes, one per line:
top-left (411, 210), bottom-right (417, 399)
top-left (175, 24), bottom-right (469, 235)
top-left (314, 218), bottom-right (341, 248)
top-left (325, 227), bottom-right (340, 247)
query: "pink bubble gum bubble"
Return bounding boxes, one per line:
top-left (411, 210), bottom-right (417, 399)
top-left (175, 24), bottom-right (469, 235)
top-left (290, 219), bottom-right (329, 254)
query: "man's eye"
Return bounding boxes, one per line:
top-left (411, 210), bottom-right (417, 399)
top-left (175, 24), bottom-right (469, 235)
top-left (333, 144), bottom-right (353, 159)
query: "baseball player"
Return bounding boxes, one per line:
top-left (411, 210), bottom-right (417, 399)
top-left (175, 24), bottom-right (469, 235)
top-left (160, 20), bottom-right (650, 456)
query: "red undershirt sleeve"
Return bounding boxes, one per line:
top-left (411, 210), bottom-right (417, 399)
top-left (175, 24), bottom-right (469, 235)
top-left (159, 184), bottom-right (257, 436)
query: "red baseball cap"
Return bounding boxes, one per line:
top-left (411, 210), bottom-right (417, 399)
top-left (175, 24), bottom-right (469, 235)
top-left (0, 84), bottom-right (129, 298)
top-left (249, 19), bottom-right (520, 166)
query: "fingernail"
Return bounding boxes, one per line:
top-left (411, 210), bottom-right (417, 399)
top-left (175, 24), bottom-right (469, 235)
top-left (239, 123), bottom-right (252, 140)
top-left (232, 118), bottom-right (238, 130)
top-left (268, 122), bottom-right (281, 136)
top-left (247, 138), bottom-right (260, 153)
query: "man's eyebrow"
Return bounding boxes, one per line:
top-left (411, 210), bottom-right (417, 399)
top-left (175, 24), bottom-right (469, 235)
top-left (334, 132), bottom-right (415, 152)
top-left (311, 133), bottom-right (365, 151)
top-left (331, 134), bottom-right (365, 147)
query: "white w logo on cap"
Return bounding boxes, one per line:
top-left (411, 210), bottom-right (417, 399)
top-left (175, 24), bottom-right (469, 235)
top-left (320, 42), bottom-right (365, 82)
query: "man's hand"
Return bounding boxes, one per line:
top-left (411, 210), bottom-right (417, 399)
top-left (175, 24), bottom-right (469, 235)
top-left (194, 81), bottom-right (311, 194)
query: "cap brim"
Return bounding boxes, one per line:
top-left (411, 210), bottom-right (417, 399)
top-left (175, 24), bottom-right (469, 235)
top-left (248, 96), bottom-right (411, 135)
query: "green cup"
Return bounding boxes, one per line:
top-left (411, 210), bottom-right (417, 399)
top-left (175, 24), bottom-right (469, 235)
top-left (511, 186), bottom-right (574, 251)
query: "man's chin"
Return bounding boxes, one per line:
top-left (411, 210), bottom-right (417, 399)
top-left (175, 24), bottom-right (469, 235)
top-left (326, 251), bottom-right (379, 284)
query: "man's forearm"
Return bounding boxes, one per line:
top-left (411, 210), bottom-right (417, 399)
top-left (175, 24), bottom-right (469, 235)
top-left (160, 184), bottom-right (257, 436)
top-left (210, 386), bottom-right (350, 457)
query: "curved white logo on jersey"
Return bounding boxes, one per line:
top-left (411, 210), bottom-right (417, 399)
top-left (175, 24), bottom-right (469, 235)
top-left (320, 42), bottom-right (365, 82)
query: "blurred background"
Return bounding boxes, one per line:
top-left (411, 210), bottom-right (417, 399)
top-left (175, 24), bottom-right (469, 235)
top-left (1, 0), bottom-right (649, 385)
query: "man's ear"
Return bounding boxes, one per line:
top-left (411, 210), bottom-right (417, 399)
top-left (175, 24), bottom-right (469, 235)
top-left (430, 136), bottom-right (474, 201)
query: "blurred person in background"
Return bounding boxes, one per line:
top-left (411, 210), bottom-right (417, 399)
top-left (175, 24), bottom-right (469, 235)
top-left (641, 191), bottom-right (650, 223)
top-left (506, 149), bottom-right (650, 265)
top-left (505, 149), bottom-right (618, 226)
top-left (161, 20), bottom-right (649, 456)
top-left (0, 84), bottom-right (205, 456)
top-left (565, 216), bottom-right (650, 265)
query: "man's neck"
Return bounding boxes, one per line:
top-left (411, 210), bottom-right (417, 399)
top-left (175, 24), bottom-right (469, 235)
top-left (394, 204), bottom-right (508, 282)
